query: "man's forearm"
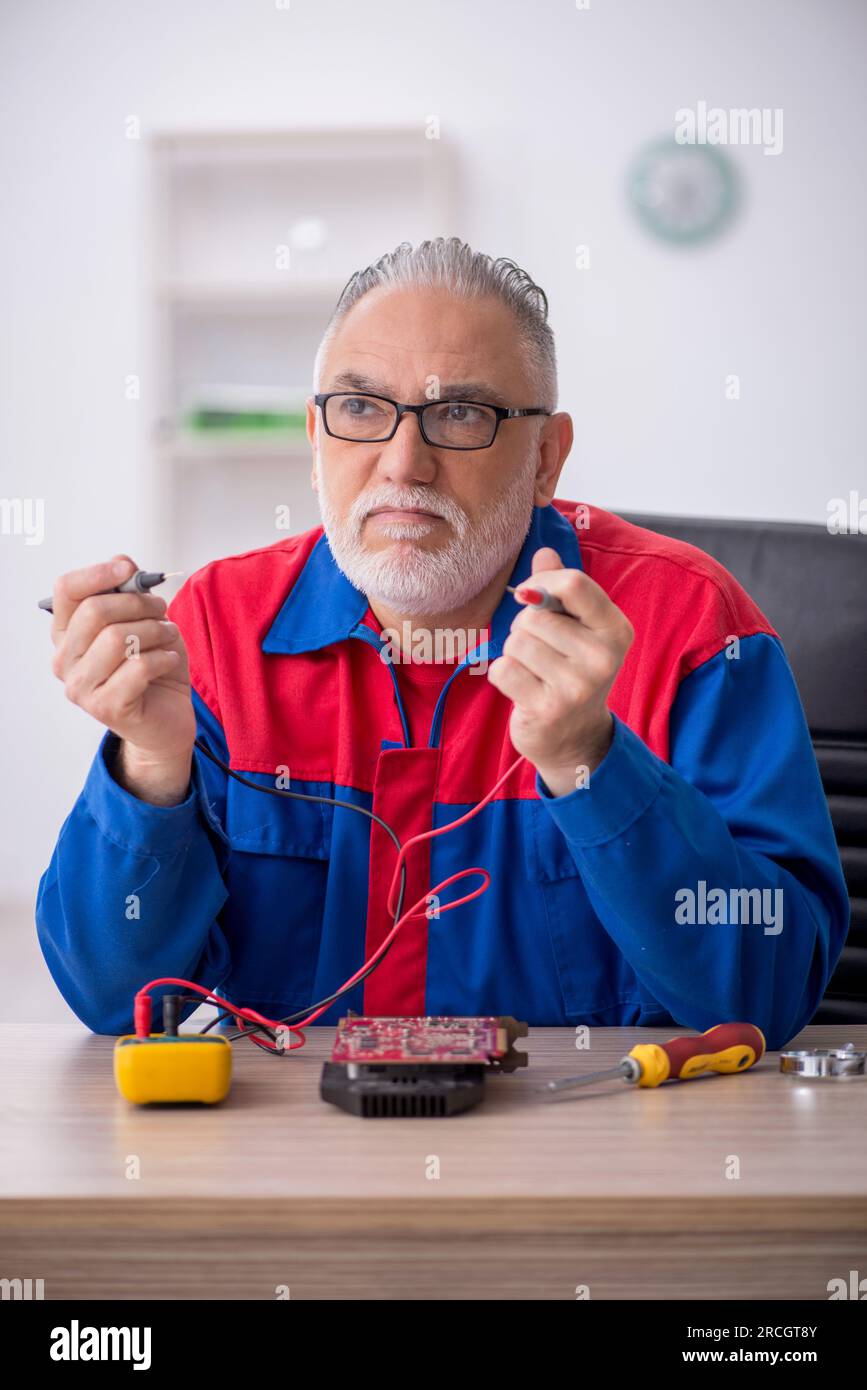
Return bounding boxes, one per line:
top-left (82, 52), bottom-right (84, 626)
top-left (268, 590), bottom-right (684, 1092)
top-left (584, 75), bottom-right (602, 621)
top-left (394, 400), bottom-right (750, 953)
top-left (111, 739), bottom-right (193, 807)
top-left (534, 714), bottom-right (614, 797)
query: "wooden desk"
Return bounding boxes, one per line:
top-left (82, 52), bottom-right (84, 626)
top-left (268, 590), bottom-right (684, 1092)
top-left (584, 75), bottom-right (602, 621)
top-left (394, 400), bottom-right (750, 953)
top-left (1, 1022), bottom-right (865, 1300)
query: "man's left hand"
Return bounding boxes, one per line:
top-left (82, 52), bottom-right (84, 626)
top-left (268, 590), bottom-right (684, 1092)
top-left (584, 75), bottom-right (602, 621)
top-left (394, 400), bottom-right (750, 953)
top-left (487, 546), bottom-right (634, 797)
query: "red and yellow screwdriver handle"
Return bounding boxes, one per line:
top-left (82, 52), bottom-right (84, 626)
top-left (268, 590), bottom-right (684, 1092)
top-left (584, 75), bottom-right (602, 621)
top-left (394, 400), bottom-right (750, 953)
top-left (625, 1023), bottom-right (766, 1087)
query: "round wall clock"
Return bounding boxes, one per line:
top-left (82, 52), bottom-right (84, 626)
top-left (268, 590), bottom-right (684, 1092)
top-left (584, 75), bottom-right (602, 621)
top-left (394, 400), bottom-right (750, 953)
top-left (628, 138), bottom-right (738, 244)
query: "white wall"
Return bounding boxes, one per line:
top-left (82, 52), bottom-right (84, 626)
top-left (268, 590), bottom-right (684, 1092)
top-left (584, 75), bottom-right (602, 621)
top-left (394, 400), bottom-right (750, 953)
top-left (1, 0), bottom-right (865, 901)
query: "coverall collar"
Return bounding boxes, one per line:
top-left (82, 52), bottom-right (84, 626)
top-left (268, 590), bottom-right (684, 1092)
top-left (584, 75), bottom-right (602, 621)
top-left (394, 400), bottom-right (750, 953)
top-left (261, 500), bottom-right (584, 657)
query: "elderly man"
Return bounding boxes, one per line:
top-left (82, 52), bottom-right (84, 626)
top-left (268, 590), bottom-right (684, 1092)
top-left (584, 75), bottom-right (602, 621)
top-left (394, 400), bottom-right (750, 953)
top-left (37, 238), bottom-right (848, 1047)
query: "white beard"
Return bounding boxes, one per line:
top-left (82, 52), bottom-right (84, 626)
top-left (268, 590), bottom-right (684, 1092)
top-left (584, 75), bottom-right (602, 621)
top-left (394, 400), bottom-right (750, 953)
top-left (315, 454), bottom-right (538, 617)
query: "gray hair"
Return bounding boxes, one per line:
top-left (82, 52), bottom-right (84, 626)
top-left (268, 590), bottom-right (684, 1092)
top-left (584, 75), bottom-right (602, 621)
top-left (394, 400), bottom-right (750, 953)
top-left (313, 237), bottom-right (558, 411)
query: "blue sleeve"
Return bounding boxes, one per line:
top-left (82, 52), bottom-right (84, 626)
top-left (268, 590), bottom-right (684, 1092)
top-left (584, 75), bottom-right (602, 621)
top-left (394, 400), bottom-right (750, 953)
top-left (534, 633), bottom-right (850, 1050)
top-left (35, 690), bottom-right (233, 1035)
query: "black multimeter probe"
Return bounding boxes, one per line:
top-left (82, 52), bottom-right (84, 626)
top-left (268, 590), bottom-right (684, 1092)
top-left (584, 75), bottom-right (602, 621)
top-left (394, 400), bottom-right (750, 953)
top-left (38, 569), bottom-right (182, 614)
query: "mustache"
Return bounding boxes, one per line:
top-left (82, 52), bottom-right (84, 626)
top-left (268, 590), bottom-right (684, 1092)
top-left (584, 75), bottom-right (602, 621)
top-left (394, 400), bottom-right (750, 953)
top-left (351, 489), bottom-right (465, 528)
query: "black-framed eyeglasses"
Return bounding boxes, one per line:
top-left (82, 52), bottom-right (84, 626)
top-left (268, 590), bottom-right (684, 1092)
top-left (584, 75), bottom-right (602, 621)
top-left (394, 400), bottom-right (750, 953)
top-left (314, 392), bottom-right (550, 452)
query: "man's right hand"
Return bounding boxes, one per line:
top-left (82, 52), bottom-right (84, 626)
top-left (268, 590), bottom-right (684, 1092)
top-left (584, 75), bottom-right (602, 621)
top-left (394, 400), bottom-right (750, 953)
top-left (49, 555), bottom-right (196, 806)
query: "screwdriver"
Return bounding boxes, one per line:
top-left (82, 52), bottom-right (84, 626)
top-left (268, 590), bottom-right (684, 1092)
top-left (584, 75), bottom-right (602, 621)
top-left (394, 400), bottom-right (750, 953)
top-left (38, 569), bottom-right (183, 614)
top-left (546, 1023), bottom-right (766, 1093)
top-left (506, 583), bottom-right (567, 614)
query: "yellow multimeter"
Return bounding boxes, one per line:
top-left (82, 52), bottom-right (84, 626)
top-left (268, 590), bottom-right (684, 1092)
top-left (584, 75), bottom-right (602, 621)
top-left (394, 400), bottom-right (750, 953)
top-left (114, 1034), bottom-right (232, 1104)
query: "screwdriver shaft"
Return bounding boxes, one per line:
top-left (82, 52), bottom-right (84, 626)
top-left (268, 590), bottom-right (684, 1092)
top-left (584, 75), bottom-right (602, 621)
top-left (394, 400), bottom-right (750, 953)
top-left (546, 1060), bottom-right (633, 1092)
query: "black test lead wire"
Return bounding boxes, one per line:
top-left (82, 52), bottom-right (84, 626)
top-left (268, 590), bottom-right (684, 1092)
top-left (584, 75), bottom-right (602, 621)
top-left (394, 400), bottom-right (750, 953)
top-left (191, 736), bottom-right (409, 1050)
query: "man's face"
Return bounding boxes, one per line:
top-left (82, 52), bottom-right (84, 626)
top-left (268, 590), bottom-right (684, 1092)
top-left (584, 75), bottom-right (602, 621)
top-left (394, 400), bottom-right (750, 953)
top-left (307, 287), bottom-right (564, 615)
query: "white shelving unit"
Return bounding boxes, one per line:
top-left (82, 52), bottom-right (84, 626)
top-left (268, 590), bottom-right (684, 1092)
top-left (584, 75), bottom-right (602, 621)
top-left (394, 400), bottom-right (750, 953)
top-left (148, 128), bottom-right (456, 576)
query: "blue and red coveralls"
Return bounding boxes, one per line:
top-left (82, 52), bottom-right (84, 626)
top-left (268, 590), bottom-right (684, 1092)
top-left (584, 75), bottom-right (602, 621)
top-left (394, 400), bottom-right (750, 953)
top-left (36, 501), bottom-right (849, 1047)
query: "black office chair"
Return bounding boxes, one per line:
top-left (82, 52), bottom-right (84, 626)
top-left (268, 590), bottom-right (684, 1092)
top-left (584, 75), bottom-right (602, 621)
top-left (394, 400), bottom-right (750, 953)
top-left (618, 512), bottom-right (867, 1023)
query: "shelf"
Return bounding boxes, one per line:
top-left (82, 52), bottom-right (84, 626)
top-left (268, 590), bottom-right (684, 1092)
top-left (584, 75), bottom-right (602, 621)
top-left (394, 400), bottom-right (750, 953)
top-left (159, 431), bottom-right (311, 462)
top-left (157, 278), bottom-right (346, 309)
top-left (153, 126), bottom-right (444, 167)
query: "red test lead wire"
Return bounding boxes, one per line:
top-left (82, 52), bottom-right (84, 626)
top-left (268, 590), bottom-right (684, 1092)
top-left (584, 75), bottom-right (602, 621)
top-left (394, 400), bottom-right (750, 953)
top-left (133, 753), bottom-right (528, 1054)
